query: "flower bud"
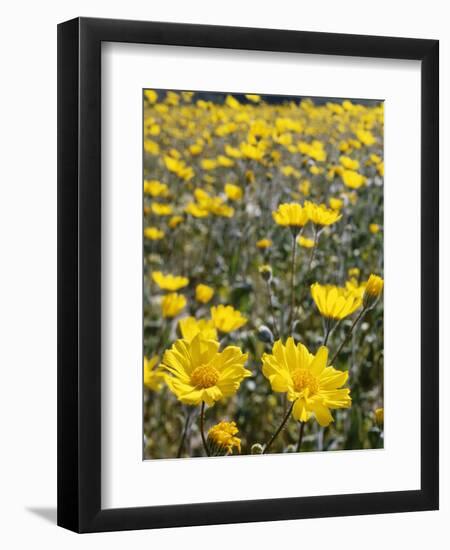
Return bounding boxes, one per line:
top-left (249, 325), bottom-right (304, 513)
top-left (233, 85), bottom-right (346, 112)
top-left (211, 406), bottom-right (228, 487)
top-left (258, 264), bottom-right (272, 282)
top-left (257, 325), bottom-right (274, 344)
top-left (375, 407), bottom-right (384, 426)
top-left (251, 443), bottom-right (264, 455)
top-left (363, 274), bottom-right (384, 308)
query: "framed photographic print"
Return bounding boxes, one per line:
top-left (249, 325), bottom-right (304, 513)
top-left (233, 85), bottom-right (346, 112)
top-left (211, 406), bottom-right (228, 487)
top-left (57, 17), bottom-right (439, 533)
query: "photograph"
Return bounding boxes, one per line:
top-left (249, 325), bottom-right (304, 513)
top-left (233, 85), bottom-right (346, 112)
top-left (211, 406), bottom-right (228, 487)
top-left (143, 89), bottom-right (384, 459)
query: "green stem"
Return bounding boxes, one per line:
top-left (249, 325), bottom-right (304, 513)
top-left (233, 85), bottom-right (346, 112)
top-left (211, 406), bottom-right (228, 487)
top-left (199, 401), bottom-right (210, 457)
top-left (323, 319), bottom-right (331, 346)
top-left (263, 400), bottom-right (296, 454)
top-left (295, 421), bottom-right (306, 452)
top-left (176, 407), bottom-right (192, 458)
top-left (266, 280), bottom-right (280, 340)
top-left (289, 233), bottom-right (297, 334)
top-left (293, 227), bottom-right (320, 326)
top-left (330, 308), bottom-right (366, 364)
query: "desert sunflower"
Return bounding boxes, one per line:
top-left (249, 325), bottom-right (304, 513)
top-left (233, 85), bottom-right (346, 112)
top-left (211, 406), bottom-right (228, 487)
top-left (144, 227), bottom-right (164, 240)
top-left (195, 284), bottom-right (214, 304)
top-left (272, 202), bottom-right (308, 231)
top-left (161, 334), bottom-right (251, 406)
top-left (262, 338), bottom-right (351, 429)
top-left (143, 355), bottom-right (165, 391)
top-left (304, 201), bottom-right (342, 227)
top-left (210, 305), bottom-right (247, 333)
top-left (311, 283), bottom-right (362, 321)
top-left (178, 316), bottom-right (217, 341)
top-left (152, 271), bottom-right (189, 291)
top-left (207, 421), bottom-right (241, 455)
top-left (161, 292), bottom-right (187, 318)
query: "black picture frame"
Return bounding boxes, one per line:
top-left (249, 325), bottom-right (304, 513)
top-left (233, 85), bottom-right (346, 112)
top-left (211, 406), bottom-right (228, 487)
top-left (57, 16), bottom-right (439, 533)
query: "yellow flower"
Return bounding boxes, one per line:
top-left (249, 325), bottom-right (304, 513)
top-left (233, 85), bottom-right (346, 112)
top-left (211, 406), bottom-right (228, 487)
top-left (298, 140), bottom-right (327, 162)
top-left (211, 305), bottom-right (247, 333)
top-left (225, 95), bottom-right (241, 109)
top-left (224, 144), bottom-right (242, 159)
top-left (182, 91), bottom-right (194, 102)
top-left (161, 334), bottom-right (250, 406)
top-left (375, 408), bottom-right (384, 426)
top-left (370, 153), bottom-right (382, 164)
top-left (201, 158), bottom-right (218, 170)
top-left (154, 103), bottom-right (169, 114)
top-left (363, 274), bottom-right (384, 308)
top-left (152, 271), bottom-right (189, 291)
top-left (281, 165), bottom-right (300, 178)
top-left (144, 89), bottom-right (158, 103)
top-left (369, 223), bottom-right (380, 234)
top-left (144, 180), bottom-right (169, 197)
top-left (329, 197), bottom-right (343, 210)
top-left (297, 235), bottom-right (315, 248)
top-left (240, 142), bottom-right (265, 161)
top-left (195, 284), bottom-right (215, 304)
top-left (245, 170), bottom-right (255, 183)
top-left (144, 227), bottom-right (165, 240)
top-left (208, 421), bottom-right (241, 454)
top-left (298, 180), bottom-right (311, 196)
top-left (262, 338), bottom-right (351, 426)
top-left (311, 283), bottom-right (362, 320)
top-left (327, 165), bottom-right (343, 180)
top-left (164, 156), bottom-right (194, 181)
top-left (144, 139), bottom-right (160, 155)
top-left (151, 202), bottom-right (173, 216)
top-left (185, 202), bottom-right (209, 218)
top-left (168, 215), bottom-right (183, 229)
top-left (304, 201), bottom-right (342, 226)
top-left (210, 202), bottom-right (235, 218)
top-left (272, 203), bottom-right (308, 229)
top-left (348, 267), bottom-right (360, 278)
top-left (161, 293), bottom-right (187, 318)
top-left (217, 155), bottom-right (235, 167)
top-left (245, 94), bottom-right (261, 103)
top-left (178, 317), bottom-right (218, 342)
top-left (165, 91), bottom-right (180, 106)
top-left (309, 165), bottom-right (323, 175)
top-left (341, 169), bottom-right (366, 189)
top-left (224, 183), bottom-right (243, 201)
top-left (215, 123), bottom-right (238, 137)
top-left (356, 129), bottom-right (376, 146)
top-left (191, 189), bottom-right (235, 218)
top-left (189, 143), bottom-right (203, 156)
top-left (345, 278), bottom-right (366, 299)
top-left (256, 238), bottom-right (272, 249)
top-left (144, 355), bottom-right (164, 391)
top-left (339, 155), bottom-right (360, 170)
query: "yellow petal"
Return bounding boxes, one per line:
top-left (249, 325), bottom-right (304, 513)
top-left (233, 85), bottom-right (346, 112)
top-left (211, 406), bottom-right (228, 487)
top-left (309, 346), bottom-right (328, 376)
top-left (313, 402), bottom-right (334, 426)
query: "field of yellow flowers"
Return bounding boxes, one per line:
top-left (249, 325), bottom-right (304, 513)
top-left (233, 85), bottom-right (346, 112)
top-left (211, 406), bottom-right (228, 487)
top-left (143, 90), bottom-right (384, 459)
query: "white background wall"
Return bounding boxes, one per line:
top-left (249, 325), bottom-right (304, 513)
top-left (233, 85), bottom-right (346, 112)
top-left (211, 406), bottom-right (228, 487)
top-left (0, 1), bottom-right (447, 548)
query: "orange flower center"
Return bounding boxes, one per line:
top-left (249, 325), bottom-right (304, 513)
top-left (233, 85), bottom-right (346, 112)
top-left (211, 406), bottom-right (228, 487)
top-left (292, 369), bottom-right (319, 395)
top-left (191, 364), bottom-right (220, 388)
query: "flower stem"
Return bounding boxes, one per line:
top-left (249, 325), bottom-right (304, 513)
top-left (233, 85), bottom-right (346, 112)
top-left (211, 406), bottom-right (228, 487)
top-left (199, 401), bottom-right (210, 457)
top-left (176, 407), bottom-right (192, 458)
top-left (266, 280), bottom-right (280, 340)
top-left (296, 421), bottom-right (306, 452)
top-left (263, 400), bottom-right (295, 454)
top-left (323, 319), bottom-right (331, 346)
top-left (289, 233), bottom-right (297, 334)
top-left (322, 326), bottom-right (331, 346)
top-left (330, 308), bottom-right (366, 364)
